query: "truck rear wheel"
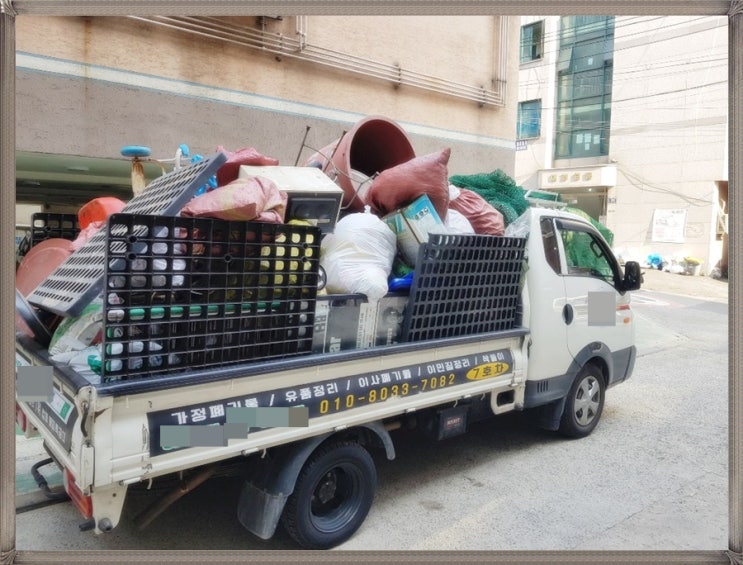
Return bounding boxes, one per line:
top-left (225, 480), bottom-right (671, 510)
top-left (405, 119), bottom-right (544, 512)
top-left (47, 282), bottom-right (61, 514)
top-left (281, 440), bottom-right (376, 549)
top-left (559, 364), bottom-right (605, 438)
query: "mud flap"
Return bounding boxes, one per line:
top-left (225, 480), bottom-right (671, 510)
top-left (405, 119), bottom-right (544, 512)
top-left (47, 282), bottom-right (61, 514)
top-left (237, 434), bottom-right (331, 540)
top-left (537, 397), bottom-right (567, 431)
top-left (236, 422), bottom-right (396, 540)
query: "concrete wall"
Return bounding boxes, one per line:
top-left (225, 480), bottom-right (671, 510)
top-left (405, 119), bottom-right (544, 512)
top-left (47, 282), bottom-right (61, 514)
top-left (15, 15), bottom-right (520, 177)
top-left (515, 16), bottom-right (559, 189)
top-left (609, 16), bottom-right (727, 269)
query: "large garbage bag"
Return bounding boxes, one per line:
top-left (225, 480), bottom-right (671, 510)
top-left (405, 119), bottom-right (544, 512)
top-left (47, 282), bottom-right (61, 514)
top-left (448, 185), bottom-right (505, 236)
top-left (215, 146), bottom-right (279, 187)
top-left (180, 176), bottom-right (287, 223)
top-left (320, 209), bottom-right (397, 302)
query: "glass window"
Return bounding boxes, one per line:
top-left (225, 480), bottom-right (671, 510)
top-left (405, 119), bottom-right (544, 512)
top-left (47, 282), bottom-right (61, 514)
top-left (540, 218), bottom-right (561, 274)
top-left (559, 226), bottom-right (617, 284)
top-left (561, 16), bottom-right (612, 43)
top-left (555, 16), bottom-right (614, 160)
top-left (520, 21), bottom-right (544, 63)
top-left (518, 99), bottom-right (542, 139)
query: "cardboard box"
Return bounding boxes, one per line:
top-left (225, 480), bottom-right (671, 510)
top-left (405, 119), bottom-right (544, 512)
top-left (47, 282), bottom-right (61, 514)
top-left (238, 165), bottom-right (343, 233)
top-left (383, 194), bottom-right (444, 265)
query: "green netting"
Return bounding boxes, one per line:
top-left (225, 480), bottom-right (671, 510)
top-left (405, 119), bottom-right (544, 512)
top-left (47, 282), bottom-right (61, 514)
top-left (565, 206), bottom-right (614, 247)
top-left (449, 169), bottom-right (529, 226)
top-left (527, 190), bottom-right (562, 203)
top-left (559, 207), bottom-right (616, 277)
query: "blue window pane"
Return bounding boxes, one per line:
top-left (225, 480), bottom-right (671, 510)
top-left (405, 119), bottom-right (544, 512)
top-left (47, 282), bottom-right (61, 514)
top-left (518, 100), bottom-right (542, 139)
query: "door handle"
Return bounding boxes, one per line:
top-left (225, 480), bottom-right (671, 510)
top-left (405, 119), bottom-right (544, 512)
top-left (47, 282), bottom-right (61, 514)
top-left (562, 303), bottom-right (574, 325)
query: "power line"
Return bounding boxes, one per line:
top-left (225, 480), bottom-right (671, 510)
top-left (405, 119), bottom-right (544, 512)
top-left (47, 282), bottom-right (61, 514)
top-left (518, 15), bottom-right (725, 74)
top-left (517, 16), bottom-right (727, 93)
top-left (616, 165), bottom-right (716, 206)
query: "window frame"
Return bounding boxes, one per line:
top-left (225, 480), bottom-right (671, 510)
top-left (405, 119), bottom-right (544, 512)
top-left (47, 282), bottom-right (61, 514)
top-left (554, 218), bottom-right (622, 287)
top-left (520, 20), bottom-right (544, 64)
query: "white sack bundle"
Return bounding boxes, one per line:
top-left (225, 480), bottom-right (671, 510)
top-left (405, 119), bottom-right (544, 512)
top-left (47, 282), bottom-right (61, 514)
top-left (320, 208), bottom-right (397, 302)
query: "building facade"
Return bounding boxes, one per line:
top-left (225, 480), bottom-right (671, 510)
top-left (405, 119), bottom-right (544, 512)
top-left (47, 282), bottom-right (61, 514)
top-left (516, 15), bottom-right (728, 273)
top-left (14, 15), bottom-right (519, 214)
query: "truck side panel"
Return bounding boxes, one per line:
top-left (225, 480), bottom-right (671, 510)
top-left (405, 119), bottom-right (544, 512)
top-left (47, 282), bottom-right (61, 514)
top-left (104, 334), bottom-right (525, 487)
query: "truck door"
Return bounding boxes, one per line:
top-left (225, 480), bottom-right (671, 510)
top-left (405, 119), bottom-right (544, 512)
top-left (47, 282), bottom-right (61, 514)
top-left (553, 218), bottom-right (634, 381)
top-left (524, 216), bottom-right (576, 382)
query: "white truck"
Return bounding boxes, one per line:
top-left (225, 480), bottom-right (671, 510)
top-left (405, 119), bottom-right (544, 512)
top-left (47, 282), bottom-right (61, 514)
top-left (15, 205), bottom-right (641, 550)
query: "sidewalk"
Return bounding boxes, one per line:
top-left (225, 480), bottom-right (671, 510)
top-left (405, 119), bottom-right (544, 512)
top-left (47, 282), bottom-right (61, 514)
top-left (638, 267), bottom-right (728, 303)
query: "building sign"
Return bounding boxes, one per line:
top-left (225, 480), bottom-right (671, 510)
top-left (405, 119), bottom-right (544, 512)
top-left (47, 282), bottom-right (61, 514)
top-left (651, 208), bottom-right (686, 243)
top-left (538, 165), bottom-right (616, 190)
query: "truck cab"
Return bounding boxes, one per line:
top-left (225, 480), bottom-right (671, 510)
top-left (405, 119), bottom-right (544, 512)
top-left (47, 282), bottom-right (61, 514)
top-left (521, 207), bottom-right (640, 436)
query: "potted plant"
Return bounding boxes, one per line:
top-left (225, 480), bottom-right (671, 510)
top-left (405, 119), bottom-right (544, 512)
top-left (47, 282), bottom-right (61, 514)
top-left (682, 256), bottom-right (702, 276)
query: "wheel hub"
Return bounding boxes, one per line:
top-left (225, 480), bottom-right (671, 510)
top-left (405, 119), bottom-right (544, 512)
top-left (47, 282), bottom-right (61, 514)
top-left (316, 471), bottom-right (338, 504)
top-left (575, 377), bottom-right (599, 424)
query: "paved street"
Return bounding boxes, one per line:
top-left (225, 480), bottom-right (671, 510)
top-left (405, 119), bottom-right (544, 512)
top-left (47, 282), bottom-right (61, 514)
top-left (14, 272), bottom-right (729, 551)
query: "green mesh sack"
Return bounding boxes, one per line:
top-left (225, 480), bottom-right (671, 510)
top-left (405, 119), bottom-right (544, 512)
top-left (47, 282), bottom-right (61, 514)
top-left (490, 201), bottom-right (520, 225)
top-left (559, 207), bottom-right (615, 276)
top-left (449, 169), bottom-right (529, 226)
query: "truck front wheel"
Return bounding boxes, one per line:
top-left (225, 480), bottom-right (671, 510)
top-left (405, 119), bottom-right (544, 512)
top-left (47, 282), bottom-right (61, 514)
top-left (281, 440), bottom-right (376, 549)
top-left (559, 364), bottom-right (605, 438)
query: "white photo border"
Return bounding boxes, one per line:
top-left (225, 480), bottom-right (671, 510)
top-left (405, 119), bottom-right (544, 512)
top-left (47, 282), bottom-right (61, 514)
top-left (1, 1), bottom-right (740, 563)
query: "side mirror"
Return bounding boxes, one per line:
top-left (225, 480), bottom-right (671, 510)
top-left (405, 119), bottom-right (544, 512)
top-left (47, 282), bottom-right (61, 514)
top-left (622, 261), bottom-right (642, 291)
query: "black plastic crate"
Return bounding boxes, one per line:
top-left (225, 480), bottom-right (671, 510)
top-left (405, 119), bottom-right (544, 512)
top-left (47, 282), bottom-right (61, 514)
top-left (28, 151), bottom-right (226, 317)
top-left (101, 213), bottom-right (321, 381)
top-left (30, 213), bottom-right (81, 247)
top-left (402, 234), bottom-right (526, 342)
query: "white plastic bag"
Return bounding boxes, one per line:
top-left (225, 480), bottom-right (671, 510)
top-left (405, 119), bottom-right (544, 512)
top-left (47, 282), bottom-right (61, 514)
top-left (320, 208), bottom-right (397, 302)
top-left (505, 208), bottom-right (533, 238)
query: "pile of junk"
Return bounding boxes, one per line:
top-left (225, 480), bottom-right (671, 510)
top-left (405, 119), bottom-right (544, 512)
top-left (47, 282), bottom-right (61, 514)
top-left (13, 115), bottom-right (565, 383)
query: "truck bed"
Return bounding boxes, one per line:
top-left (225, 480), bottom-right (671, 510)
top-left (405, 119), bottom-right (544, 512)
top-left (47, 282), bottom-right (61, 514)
top-left (16, 220), bottom-right (528, 508)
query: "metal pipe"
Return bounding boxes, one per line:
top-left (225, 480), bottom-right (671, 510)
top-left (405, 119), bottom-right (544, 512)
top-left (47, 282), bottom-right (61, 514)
top-left (174, 15), bottom-right (503, 103)
top-left (134, 463), bottom-right (219, 530)
top-left (129, 16), bottom-right (505, 107)
top-left (296, 14), bottom-right (307, 51)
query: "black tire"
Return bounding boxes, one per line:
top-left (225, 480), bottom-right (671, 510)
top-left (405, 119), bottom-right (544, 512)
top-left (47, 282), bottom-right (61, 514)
top-left (559, 364), bottom-right (605, 438)
top-left (281, 441), bottom-right (376, 549)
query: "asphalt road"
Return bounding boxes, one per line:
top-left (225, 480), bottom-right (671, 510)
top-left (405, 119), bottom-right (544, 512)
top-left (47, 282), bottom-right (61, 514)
top-left (14, 281), bottom-right (729, 552)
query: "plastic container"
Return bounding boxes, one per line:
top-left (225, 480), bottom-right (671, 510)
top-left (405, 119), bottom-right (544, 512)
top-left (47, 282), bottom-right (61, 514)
top-left (78, 197), bottom-right (126, 229)
top-left (28, 151), bottom-right (227, 318)
top-left (29, 213), bottom-right (80, 248)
